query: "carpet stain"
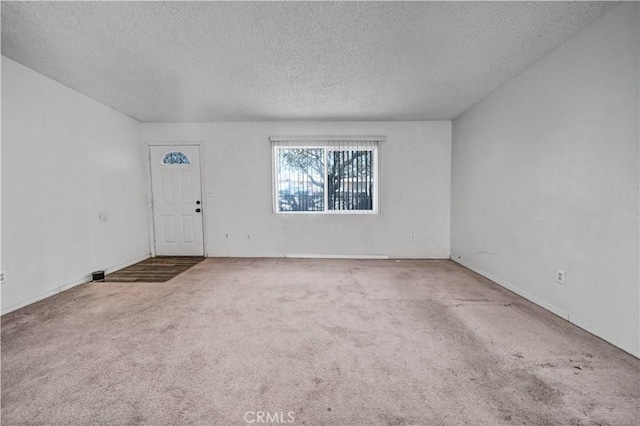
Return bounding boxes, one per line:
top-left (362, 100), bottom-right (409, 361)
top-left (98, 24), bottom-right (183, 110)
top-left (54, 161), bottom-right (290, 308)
top-left (379, 413), bottom-right (407, 426)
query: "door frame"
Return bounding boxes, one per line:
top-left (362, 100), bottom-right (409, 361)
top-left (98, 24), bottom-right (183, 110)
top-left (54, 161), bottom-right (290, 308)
top-left (145, 141), bottom-right (207, 257)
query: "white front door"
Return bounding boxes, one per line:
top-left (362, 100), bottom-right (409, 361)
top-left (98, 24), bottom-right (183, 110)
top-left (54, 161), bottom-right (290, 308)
top-left (149, 145), bottom-right (204, 256)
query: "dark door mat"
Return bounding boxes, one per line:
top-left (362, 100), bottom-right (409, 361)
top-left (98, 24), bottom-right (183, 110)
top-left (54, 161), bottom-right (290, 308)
top-left (105, 256), bottom-right (205, 282)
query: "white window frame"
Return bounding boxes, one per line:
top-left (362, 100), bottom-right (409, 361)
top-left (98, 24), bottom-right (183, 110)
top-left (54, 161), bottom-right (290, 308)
top-left (270, 136), bottom-right (384, 215)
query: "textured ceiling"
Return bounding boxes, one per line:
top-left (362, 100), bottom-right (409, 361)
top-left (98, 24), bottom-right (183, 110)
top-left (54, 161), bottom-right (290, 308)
top-left (1, 1), bottom-right (616, 122)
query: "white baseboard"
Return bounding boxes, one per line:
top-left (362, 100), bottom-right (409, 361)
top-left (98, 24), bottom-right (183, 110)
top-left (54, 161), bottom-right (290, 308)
top-left (1, 287), bottom-right (63, 317)
top-left (286, 254), bottom-right (389, 259)
top-left (453, 257), bottom-right (569, 320)
top-left (567, 313), bottom-right (639, 358)
top-left (207, 254), bottom-right (448, 260)
top-left (1, 253), bottom-right (152, 316)
top-left (452, 257), bottom-right (639, 359)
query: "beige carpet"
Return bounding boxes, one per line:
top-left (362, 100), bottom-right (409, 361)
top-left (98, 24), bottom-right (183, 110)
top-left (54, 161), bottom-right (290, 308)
top-left (1, 258), bottom-right (638, 425)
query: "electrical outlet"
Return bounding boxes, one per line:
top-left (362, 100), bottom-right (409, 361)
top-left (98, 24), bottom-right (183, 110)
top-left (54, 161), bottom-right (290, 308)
top-left (247, 233), bottom-right (251, 239)
top-left (556, 270), bottom-right (566, 285)
top-left (0, 270), bottom-right (6, 284)
top-left (225, 233), bottom-right (230, 239)
top-left (410, 234), bottom-right (416, 241)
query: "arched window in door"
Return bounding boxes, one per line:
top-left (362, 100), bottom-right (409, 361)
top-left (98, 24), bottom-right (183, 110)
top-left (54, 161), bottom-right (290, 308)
top-left (162, 151), bottom-right (190, 165)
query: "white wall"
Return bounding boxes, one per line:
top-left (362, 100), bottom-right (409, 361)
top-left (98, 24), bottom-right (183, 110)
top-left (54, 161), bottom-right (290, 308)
top-left (1, 56), bottom-right (150, 313)
top-left (451, 3), bottom-right (639, 356)
top-left (141, 121), bottom-right (451, 258)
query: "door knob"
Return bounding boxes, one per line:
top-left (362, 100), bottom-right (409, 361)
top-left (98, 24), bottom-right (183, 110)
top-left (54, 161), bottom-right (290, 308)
top-left (196, 200), bottom-right (201, 205)
top-left (195, 208), bottom-right (201, 213)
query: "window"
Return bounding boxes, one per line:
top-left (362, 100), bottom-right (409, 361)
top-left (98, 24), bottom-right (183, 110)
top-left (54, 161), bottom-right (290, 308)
top-left (271, 137), bottom-right (381, 214)
top-left (162, 151), bottom-right (190, 164)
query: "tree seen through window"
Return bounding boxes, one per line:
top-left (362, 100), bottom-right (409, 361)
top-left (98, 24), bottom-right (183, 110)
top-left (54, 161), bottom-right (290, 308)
top-left (276, 146), bottom-right (375, 213)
